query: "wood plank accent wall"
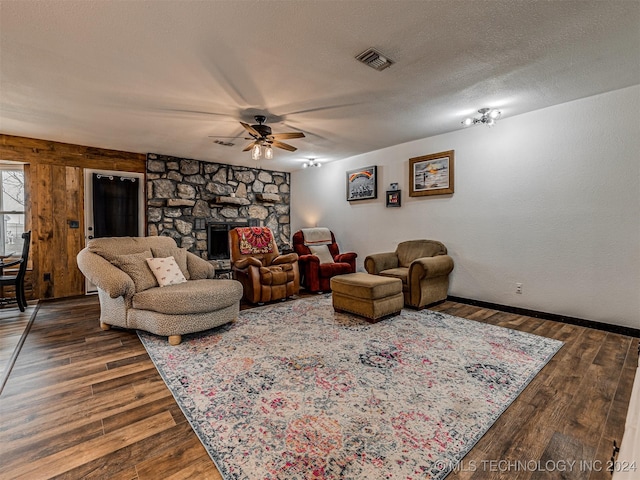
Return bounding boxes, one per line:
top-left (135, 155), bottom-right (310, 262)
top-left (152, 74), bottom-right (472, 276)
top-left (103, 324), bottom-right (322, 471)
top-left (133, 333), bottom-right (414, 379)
top-left (0, 134), bottom-right (146, 300)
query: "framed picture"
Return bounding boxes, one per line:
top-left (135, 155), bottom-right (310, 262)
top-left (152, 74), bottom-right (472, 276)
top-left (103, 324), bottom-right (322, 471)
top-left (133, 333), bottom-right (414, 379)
top-left (346, 165), bottom-right (377, 201)
top-left (386, 190), bottom-right (401, 207)
top-left (409, 150), bottom-right (454, 197)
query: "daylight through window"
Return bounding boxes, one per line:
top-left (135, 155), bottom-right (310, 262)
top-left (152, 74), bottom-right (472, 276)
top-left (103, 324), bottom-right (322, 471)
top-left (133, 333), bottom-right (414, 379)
top-left (0, 165), bottom-right (25, 257)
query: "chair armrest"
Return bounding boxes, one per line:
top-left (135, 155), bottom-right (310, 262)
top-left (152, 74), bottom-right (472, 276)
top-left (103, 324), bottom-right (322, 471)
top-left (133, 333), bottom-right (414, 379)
top-left (76, 248), bottom-right (135, 299)
top-left (298, 254), bottom-right (320, 265)
top-left (186, 252), bottom-right (215, 279)
top-left (233, 256), bottom-right (264, 269)
top-left (272, 252), bottom-right (299, 265)
top-left (364, 252), bottom-right (398, 274)
top-left (409, 255), bottom-right (454, 280)
top-left (335, 252), bottom-right (357, 263)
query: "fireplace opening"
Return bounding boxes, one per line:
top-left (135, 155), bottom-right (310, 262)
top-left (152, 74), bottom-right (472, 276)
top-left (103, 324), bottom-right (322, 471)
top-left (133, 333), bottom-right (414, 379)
top-left (207, 222), bottom-right (245, 259)
top-left (207, 221), bottom-right (257, 259)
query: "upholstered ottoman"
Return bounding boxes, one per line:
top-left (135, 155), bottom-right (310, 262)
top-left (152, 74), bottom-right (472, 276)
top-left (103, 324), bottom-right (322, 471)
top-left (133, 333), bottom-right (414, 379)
top-left (330, 272), bottom-right (404, 321)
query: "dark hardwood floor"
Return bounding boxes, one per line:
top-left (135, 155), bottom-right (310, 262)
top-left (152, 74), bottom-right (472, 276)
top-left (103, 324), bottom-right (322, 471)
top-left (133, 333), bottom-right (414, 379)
top-left (0, 294), bottom-right (637, 479)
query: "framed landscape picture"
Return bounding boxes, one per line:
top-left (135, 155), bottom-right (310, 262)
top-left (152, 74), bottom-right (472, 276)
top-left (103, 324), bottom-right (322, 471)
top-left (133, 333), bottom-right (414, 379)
top-left (409, 150), bottom-right (454, 197)
top-left (346, 165), bottom-right (377, 201)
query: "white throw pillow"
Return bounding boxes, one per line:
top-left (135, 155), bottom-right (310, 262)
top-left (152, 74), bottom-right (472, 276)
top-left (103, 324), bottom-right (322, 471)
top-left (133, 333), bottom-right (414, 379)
top-left (309, 245), bottom-right (335, 264)
top-left (146, 256), bottom-right (187, 287)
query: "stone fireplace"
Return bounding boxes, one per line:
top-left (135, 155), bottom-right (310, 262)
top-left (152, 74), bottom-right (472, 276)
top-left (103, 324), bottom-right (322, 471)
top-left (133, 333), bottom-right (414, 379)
top-left (146, 153), bottom-right (291, 265)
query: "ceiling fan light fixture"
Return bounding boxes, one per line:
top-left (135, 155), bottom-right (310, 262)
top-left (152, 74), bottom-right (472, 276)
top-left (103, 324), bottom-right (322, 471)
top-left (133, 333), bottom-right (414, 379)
top-left (251, 143), bottom-right (262, 160)
top-left (462, 108), bottom-right (502, 127)
top-left (237, 115), bottom-right (304, 160)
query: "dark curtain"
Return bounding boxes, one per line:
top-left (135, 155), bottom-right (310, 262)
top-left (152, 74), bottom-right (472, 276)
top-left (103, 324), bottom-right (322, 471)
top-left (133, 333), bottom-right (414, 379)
top-left (92, 174), bottom-right (139, 238)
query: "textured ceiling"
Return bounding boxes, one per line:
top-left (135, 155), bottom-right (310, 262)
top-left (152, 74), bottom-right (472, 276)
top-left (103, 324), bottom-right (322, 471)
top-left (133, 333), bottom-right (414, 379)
top-left (1, 0), bottom-right (638, 171)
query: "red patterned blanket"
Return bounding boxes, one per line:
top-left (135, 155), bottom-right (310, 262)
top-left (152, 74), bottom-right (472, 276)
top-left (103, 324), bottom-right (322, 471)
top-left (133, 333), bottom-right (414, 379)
top-left (237, 227), bottom-right (274, 255)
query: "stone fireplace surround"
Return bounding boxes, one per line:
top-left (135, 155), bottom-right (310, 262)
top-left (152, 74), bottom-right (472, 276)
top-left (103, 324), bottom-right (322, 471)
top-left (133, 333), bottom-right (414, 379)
top-left (146, 153), bottom-right (291, 267)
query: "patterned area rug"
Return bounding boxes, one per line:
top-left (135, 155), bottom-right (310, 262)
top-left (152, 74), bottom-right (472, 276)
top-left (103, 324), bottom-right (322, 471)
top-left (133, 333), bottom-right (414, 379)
top-left (139, 295), bottom-right (563, 479)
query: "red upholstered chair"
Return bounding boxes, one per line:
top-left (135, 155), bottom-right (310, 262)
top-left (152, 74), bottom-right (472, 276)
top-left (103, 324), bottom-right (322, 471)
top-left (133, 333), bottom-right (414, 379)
top-left (229, 227), bottom-right (300, 304)
top-left (292, 229), bottom-right (357, 293)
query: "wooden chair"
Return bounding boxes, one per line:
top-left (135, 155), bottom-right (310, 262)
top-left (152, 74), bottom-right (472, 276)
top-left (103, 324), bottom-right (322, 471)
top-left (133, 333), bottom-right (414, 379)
top-left (0, 231), bottom-right (31, 312)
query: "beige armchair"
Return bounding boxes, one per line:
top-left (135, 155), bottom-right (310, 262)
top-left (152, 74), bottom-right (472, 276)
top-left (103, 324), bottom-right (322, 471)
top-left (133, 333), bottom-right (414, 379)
top-left (77, 236), bottom-right (243, 345)
top-left (364, 239), bottom-right (454, 309)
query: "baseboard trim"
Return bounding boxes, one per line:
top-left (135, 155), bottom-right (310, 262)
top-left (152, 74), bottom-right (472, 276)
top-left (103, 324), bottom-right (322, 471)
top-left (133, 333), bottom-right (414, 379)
top-left (447, 296), bottom-right (640, 338)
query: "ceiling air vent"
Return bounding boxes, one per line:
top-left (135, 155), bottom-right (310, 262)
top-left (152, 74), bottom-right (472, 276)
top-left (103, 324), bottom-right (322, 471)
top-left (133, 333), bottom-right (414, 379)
top-left (213, 139), bottom-right (235, 147)
top-left (355, 48), bottom-right (393, 71)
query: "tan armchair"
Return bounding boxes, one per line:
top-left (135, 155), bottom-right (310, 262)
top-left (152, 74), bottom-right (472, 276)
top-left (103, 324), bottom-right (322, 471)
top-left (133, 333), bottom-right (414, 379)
top-left (229, 227), bottom-right (300, 304)
top-left (364, 239), bottom-right (454, 309)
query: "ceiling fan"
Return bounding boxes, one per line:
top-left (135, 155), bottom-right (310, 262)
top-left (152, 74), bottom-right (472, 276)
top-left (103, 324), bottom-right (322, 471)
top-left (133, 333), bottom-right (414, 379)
top-left (240, 115), bottom-right (305, 153)
top-left (211, 115), bottom-right (305, 159)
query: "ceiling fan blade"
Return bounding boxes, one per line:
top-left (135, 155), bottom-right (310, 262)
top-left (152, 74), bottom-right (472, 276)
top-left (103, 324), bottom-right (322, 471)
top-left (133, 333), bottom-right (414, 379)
top-left (240, 121), bottom-right (261, 138)
top-left (272, 140), bottom-right (297, 152)
top-left (242, 141), bottom-right (258, 152)
top-left (269, 132), bottom-right (305, 140)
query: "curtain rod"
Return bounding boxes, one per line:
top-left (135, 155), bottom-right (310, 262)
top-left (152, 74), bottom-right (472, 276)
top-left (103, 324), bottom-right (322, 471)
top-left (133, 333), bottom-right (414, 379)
top-left (95, 174), bottom-right (137, 182)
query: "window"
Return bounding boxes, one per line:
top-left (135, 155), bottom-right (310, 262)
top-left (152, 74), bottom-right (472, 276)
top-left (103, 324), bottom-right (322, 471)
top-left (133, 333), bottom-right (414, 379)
top-left (0, 165), bottom-right (25, 257)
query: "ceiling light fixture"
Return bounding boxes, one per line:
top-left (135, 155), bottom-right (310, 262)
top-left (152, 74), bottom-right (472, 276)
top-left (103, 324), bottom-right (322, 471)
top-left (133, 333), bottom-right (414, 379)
top-left (302, 159), bottom-right (321, 169)
top-left (462, 108), bottom-right (502, 127)
top-left (250, 142), bottom-right (274, 161)
top-left (251, 143), bottom-right (262, 161)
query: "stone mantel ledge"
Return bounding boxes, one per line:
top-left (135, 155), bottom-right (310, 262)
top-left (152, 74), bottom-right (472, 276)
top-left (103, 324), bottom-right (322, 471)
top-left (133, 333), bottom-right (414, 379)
top-left (167, 199), bottom-right (196, 207)
top-left (213, 196), bottom-right (251, 206)
top-left (256, 193), bottom-right (281, 203)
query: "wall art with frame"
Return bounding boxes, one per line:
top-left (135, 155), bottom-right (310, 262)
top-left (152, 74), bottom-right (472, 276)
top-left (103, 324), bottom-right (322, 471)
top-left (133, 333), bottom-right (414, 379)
top-left (386, 190), bottom-right (401, 207)
top-left (409, 150), bottom-right (454, 197)
top-left (346, 165), bottom-right (377, 201)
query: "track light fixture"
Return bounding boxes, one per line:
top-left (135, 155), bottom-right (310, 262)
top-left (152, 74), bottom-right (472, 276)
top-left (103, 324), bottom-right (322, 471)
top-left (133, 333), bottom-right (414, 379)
top-left (462, 108), bottom-right (502, 127)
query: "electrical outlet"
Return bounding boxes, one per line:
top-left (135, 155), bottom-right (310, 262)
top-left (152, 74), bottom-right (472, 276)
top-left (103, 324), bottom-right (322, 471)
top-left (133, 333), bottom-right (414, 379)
top-left (515, 282), bottom-right (523, 294)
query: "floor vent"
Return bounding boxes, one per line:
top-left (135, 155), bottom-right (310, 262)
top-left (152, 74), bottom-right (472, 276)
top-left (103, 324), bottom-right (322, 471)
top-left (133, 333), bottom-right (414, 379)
top-left (355, 48), bottom-right (393, 71)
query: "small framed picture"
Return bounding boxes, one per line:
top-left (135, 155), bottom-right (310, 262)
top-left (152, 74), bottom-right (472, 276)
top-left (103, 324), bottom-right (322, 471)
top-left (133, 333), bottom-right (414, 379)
top-left (386, 190), bottom-right (401, 207)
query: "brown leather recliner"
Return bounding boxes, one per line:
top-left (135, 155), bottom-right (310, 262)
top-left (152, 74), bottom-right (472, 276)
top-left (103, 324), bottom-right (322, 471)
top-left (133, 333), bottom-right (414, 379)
top-left (229, 227), bottom-right (300, 304)
top-left (364, 239), bottom-right (454, 309)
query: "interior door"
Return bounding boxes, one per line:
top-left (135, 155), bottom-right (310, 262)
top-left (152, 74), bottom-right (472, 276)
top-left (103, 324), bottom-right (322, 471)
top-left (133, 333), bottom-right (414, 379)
top-left (84, 169), bottom-right (145, 293)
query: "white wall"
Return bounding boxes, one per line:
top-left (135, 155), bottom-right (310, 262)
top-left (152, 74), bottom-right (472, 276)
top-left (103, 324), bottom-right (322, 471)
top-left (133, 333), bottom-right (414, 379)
top-left (291, 85), bottom-right (640, 329)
